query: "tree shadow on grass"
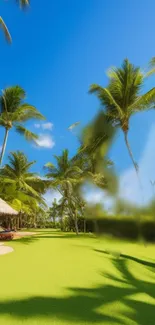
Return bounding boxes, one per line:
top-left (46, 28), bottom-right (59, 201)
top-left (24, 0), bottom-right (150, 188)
top-left (13, 235), bottom-right (39, 245)
top-left (94, 248), bottom-right (155, 268)
top-left (0, 258), bottom-right (155, 324)
top-left (12, 232), bottom-right (92, 245)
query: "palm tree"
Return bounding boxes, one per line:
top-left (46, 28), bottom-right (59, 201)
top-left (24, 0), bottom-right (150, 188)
top-left (90, 59), bottom-right (155, 174)
top-left (0, 151), bottom-right (46, 199)
top-left (1, 1), bottom-right (30, 43)
top-left (45, 149), bottom-right (83, 195)
top-left (44, 149), bottom-right (83, 233)
top-left (0, 86), bottom-right (44, 165)
top-left (48, 198), bottom-right (59, 226)
top-left (0, 150), bottom-right (46, 228)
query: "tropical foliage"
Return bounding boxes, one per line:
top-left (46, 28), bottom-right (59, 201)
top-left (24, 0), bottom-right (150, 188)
top-left (90, 59), bottom-right (155, 173)
top-left (0, 86), bottom-right (44, 165)
top-left (0, 151), bottom-right (47, 228)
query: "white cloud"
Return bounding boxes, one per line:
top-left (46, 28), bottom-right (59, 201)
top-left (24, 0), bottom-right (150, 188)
top-left (34, 122), bottom-right (53, 131)
top-left (84, 186), bottom-right (104, 204)
top-left (0, 146), bottom-right (2, 152)
top-left (34, 123), bottom-right (40, 129)
top-left (42, 123), bottom-right (53, 130)
top-left (35, 134), bottom-right (55, 149)
top-left (119, 124), bottom-right (155, 206)
top-left (44, 190), bottom-right (62, 206)
top-left (83, 183), bottom-right (114, 212)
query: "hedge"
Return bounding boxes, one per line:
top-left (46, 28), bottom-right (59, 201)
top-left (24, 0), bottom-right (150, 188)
top-left (61, 215), bottom-right (155, 242)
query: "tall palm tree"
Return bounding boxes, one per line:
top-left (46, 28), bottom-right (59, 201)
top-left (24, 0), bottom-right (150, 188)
top-left (0, 86), bottom-right (44, 165)
top-left (44, 149), bottom-right (83, 233)
top-left (1, 0), bottom-right (30, 43)
top-left (90, 59), bottom-right (155, 174)
top-left (0, 151), bottom-right (46, 199)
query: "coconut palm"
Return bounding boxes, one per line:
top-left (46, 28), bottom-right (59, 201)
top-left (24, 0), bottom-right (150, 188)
top-left (45, 149), bottom-right (83, 195)
top-left (90, 59), bottom-right (155, 174)
top-left (44, 149), bottom-right (83, 232)
top-left (0, 1), bottom-right (30, 43)
top-left (0, 85), bottom-right (44, 165)
top-left (0, 151), bottom-right (46, 199)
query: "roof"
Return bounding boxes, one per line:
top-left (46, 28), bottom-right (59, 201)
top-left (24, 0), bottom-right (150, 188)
top-left (0, 198), bottom-right (18, 216)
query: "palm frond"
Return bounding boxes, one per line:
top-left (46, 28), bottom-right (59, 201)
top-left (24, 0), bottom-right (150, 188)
top-left (90, 84), bottom-right (123, 117)
top-left (16, 0), bottom-right (30, 9)
top-left (145, 57), bottom-right (155, 78)
top-left (0, 86), bottom-right (25, 113)
top-left (0, 17), bottom-right (12, 43)
top-left (15, 125), bottom-right (38, 141)
top-left (128, 87), bottom-right (155, 112)
top-left (12, 104), bottom-right (45, 122)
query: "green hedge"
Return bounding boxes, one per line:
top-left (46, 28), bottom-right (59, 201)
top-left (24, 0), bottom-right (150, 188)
top-left (35, 215), bottom-right (155, 242)
top-left (85, 217), bottom-right (155, 242)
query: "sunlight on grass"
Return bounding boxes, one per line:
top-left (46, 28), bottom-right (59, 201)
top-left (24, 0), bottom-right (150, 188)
top-left (0, 230), bottom-right (155, 325)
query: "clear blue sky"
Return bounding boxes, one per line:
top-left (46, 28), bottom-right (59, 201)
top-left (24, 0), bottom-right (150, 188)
top-left (0, 0), bottom-right (155, 177)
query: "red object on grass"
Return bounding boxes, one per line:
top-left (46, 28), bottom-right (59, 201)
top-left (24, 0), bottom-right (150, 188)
top-left (0, 232), bottom-right (14, 241)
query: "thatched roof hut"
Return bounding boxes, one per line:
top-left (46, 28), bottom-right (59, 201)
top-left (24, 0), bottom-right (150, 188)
top-left (0, 198), bottom-right (18, 217)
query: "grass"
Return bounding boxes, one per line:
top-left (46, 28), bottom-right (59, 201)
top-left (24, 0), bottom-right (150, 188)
top-left (0, 229), bottom-right (155, 325)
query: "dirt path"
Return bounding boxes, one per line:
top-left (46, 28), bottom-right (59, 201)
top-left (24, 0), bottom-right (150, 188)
top-left (0, 244), bottom-right (14, 255)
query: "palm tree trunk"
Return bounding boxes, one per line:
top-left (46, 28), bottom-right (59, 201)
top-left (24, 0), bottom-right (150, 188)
top-left (124, 131), bottom-right (138, 174)
top-left (84, 218), bottom-right (86, 233)
top-left (74, 210), bottom-right (79, 235)
top-left (124, 131), bottom-right (145, 242)
top-left (0, 128), bottom-right (9, 166)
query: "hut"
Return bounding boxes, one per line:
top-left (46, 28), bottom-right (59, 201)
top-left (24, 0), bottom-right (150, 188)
top-left (0, 198), bottom-right (18, 229)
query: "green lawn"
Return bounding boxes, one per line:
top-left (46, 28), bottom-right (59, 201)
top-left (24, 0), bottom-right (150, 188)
top-left (0, 229), bottom-right (155, 325)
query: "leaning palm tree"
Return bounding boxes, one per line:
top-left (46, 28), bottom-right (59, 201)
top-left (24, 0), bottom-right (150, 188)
top-left (0, 86), bottom-right (45, 165)
top-left (90, 59), bottom-right (155, 174)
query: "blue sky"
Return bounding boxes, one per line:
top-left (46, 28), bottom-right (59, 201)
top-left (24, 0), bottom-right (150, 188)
top-left (0, 0), bottom-right (155, 204)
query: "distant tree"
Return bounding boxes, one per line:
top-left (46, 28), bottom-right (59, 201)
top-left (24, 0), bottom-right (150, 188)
top-left (45, 149), bottom-right (83, 233)
top-left (48, 199), bottom-right (59, 226)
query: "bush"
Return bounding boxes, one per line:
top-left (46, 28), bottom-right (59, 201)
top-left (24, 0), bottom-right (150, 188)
top-left (0, 232), bottom-right (14, 241)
